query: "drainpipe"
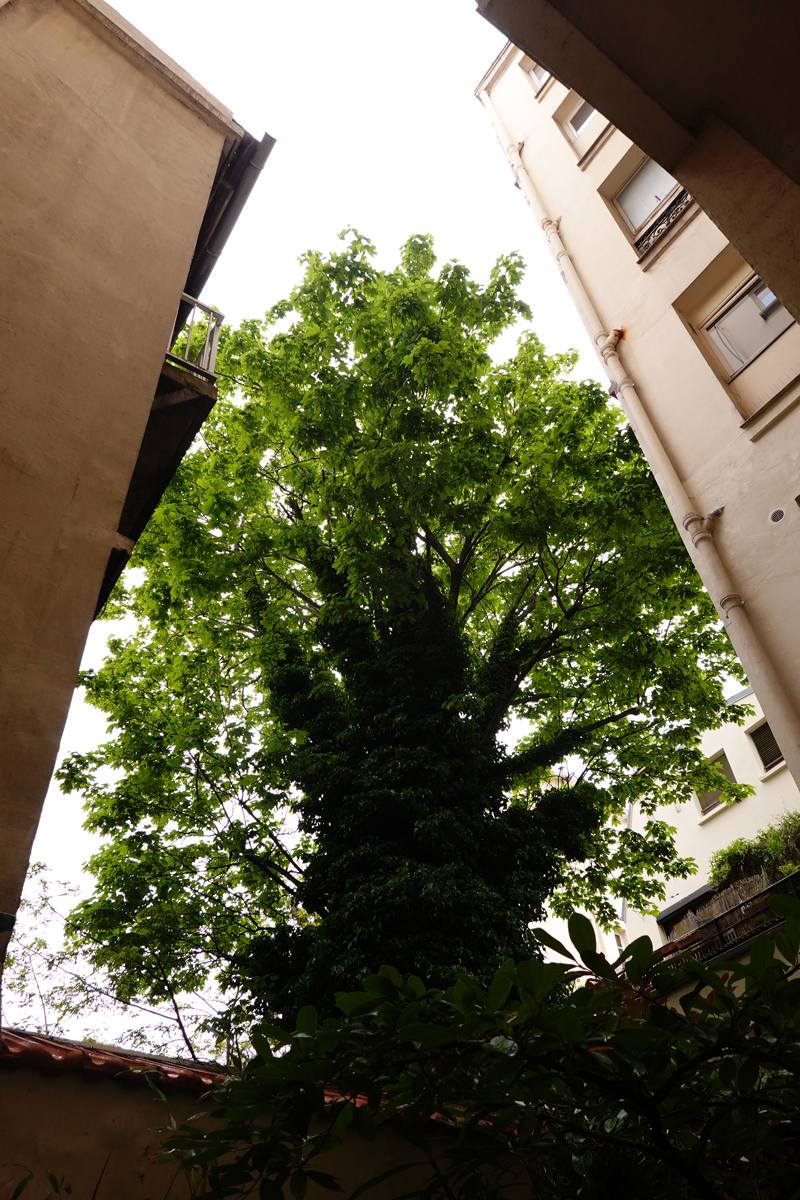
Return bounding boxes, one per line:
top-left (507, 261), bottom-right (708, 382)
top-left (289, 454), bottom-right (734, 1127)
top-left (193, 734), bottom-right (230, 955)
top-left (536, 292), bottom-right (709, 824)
top-left (478, 89), bottom-right (800, 787)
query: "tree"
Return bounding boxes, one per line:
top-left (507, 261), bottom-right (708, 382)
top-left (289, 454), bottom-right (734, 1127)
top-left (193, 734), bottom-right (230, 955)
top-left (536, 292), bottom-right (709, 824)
top-left (58, 231), bottom-right (744, 1027)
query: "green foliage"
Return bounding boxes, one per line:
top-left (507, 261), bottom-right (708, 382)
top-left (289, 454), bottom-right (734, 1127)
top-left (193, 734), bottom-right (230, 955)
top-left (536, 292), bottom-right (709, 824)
top-left (8, 1168), bottom-right (72, 1200)
top-left (709, 810), bottom-right (800, 891)
top-left (162, 900), bottom-right (800, 1200)
top-left (58, 230), bottom-right (742, 1024)
top-left (1, 864), bottom-right (244, 1063)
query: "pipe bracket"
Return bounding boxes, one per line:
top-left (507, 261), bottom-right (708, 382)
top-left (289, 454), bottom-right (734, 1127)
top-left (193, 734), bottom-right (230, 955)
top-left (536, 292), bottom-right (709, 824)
top-left (720, 592), bottom-right (746, 615)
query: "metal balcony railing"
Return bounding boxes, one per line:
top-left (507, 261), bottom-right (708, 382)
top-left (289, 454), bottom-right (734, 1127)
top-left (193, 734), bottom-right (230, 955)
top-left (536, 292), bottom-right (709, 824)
top-left (165, 293), bottom-right (224, 380)
top-left (660, 870), bottom-right (800, 964)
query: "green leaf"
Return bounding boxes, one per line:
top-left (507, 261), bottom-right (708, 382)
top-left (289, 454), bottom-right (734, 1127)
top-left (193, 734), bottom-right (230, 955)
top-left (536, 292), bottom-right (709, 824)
top-left (305, 1171), bottom-right (344, 1192)
top-left (290, 1170), bottom-right (308, 1200)
top-left (487, 970), bottom-right (513, 1009)
top-left (568, 913), bottom-right (596, 961)
top-left (557, 1009), bottom-right (584, 1045)
top-left (748, 934), bottom-right (775, 975)
top-left (260, 1179), bottom-right (285, 1200)
top-left (737, 1056), bottom-right (760, 1095)
top-left (352, 1107), bottom-right (377, 1142)
top-left (296, 1005), bottom-right (318, 1035)
top-left (516, 959), bottom-right (570, 1001)
top-left (769, 894), bottom-right (800, 922)
top-left (529, 929), bottom-right (576, 962)
top-left (11, 1175), bottom-right (33, 1200)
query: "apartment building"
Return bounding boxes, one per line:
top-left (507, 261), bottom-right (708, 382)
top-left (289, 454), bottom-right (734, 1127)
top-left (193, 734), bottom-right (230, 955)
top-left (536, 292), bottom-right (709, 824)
top-left (0, 0), bottom-right (272, 968)
top-left (624, 689), bottom-right (800, 955)
top-left (542, 689), bottom-right (800, 965)
top-left (476, 1), bottom-right (800, 338)
top-left (476, 43), bottom-right (800, 961)
top-left (476, 45), bottom-right (800, 797)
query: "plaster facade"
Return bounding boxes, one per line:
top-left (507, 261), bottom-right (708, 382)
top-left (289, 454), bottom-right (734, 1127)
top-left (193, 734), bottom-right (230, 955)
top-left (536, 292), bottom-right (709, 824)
top-left (0, 1030), bottom-right (527, 1200)
top-left (477, 45), bottom-right (800, 796)
top-left (542, 689), bottom-right (800, 960)
top-left (625, 690), bottom-right (800, 951)
top-left (476, 43), bottom-right (800, 960)
top-left (476, 1), bottom-right (800, 334)
top-left (0, 0), bottom-right (262, 963)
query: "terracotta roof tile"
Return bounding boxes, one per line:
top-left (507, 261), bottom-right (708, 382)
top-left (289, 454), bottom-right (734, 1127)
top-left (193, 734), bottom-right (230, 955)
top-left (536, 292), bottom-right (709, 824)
top-left (0, 1028), bottom-right (228, 1093)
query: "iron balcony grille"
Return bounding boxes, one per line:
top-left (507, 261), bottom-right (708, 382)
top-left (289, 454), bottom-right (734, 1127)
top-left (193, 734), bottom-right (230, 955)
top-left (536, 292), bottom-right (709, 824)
top-left (634, 188), bottom-right (693, 255)
top-left (165, 292), bottom-right (224, 380)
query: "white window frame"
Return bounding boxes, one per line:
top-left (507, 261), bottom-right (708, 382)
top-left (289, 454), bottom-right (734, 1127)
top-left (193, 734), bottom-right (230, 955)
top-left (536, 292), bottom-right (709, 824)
top-left (527, 61), bottom-right (550, 93)
top-left (612, 158), bottom-right (682, 238)
top-left (695, 751), bottom-right (736, 816)
top-left (565, 97), bottom-right (597, 139)
top-left (700, 276), bottom-right (795, 382)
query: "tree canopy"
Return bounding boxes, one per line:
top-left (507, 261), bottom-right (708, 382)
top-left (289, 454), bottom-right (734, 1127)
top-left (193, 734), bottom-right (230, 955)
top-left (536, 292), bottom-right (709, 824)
top-left (58, 232), bottom-right (745, 1035)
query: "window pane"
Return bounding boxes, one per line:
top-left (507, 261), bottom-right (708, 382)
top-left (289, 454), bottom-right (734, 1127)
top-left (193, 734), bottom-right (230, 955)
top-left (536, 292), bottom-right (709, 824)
top-left (616, 159), bottom-right (679, 230)
top-left (569, 100), bottom-right (596, 134)
top-left (698, 752), bottom-right (736, 813)
top-left (708, 279), bottom-right (794, 372)
top-left (529, 63), bottom-right (549, 85)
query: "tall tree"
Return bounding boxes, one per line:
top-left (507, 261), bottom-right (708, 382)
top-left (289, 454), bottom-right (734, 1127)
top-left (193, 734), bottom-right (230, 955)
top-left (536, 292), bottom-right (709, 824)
top-left (59, 232), bottom-right (744, 1027)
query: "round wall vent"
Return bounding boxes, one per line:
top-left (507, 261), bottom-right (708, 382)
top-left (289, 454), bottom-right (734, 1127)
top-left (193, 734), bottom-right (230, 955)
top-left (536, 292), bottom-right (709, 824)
top-left (771, 509), bottom-right (785, 522)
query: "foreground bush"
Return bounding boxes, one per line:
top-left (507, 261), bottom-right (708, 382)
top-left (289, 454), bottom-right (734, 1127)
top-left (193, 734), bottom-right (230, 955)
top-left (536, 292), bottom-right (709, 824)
top-left (162, 898), bottom-right (800, 1200)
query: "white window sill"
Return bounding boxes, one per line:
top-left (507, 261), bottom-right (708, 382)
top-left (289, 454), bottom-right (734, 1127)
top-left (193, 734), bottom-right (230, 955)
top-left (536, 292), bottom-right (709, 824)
top-left (759, 759), bottom-right (788, 783)
top-left (697, 802), bottom-right (731, 825)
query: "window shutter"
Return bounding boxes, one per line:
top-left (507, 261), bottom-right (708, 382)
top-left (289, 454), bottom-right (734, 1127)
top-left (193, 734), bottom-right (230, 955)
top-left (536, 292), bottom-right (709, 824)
top-left (697, 751), bottom-right (736, 813)
top-left (751, 722), bottom-right (783, 771)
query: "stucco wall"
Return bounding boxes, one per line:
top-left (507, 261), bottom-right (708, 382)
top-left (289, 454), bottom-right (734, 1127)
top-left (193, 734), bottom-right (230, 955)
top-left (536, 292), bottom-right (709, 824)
top-left (0, 1060), bottom-right (526, 1200)
top-left (0, 1066), bottom-right (205, 1198)
top-left (625, 693), bottom-right (800, 947)
top-left (480, 45), bottom-right (800, 769)
top-left (0, 0), bottom-right (234, 929)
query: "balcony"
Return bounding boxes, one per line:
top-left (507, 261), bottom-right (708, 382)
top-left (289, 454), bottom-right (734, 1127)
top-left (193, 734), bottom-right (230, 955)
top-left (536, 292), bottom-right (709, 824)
top-left (634, 188), bottom-right (694, 256)
top-left (659, 869), bottom-right (800, 964)
top-left (94, 295), bottom-right (223, 614)
top-left (166, 293), bottom-right (224, 380)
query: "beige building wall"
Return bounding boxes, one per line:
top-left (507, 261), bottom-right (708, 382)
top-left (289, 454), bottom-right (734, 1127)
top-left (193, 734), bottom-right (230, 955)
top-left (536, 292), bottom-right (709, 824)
top-left (477, 45), bottom-right (800, 787)
top-left (0, 0), bottom-right (250, 957)
top-left (478, 43), bottom-right (800, 963)
top-left (544, 691), bottom-right (800, 960)
top-left (476, 1), bottom-right (800, 337)
top-left (625, 690), bottom-right (800, 949)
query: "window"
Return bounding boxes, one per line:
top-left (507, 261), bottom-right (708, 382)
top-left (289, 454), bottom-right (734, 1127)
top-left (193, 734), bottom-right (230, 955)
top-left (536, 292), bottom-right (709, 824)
top-left (567, 99), bottom-right (596, 136)
top-left (528, 62), bottom-right (550, 89)
top-left (706, 278), bottom-right (794, 376)
top-left (614, 931), bottom-right (626, 954)
top-left (750, 722), bottom-right (784, 772)
top-left (615, 158), bottom-right (680, 233)
top-left (697, 752), bottom-right (736, 814)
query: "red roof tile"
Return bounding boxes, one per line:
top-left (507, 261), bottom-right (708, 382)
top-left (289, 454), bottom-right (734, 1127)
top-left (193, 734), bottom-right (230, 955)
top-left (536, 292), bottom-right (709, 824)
top-left (0, 1028), bottom-right (228, 1093)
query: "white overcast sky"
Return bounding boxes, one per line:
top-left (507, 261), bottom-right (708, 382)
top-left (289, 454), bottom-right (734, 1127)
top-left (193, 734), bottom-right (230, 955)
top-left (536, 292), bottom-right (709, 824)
top-left (31, 0), bottom-right (604, 887)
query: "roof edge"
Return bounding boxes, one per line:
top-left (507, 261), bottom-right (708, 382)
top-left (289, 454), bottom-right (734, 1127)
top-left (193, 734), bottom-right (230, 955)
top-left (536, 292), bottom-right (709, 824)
top-left (474, 39), bottom-right (521, 98)
top-left (0, 1028), bottom-right (228, 1093)
top-left (66, 0), bottom-right (244, 138)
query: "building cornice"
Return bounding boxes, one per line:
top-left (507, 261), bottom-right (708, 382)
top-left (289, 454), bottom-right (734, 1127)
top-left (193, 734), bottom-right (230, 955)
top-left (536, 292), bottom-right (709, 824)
top-left (64, 0), bottom-right (244, 139)
top-left (474, 39), bottom-right (520, 98)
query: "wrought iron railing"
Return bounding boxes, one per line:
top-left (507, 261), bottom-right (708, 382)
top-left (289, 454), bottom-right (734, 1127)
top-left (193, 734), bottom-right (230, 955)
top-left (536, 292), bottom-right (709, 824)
top-left (634, 189), bottom-right (694, 256)
top-left (660, 870), bottom-right (800, 964)
top-left (165, 292), bottom-right (224, 379)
